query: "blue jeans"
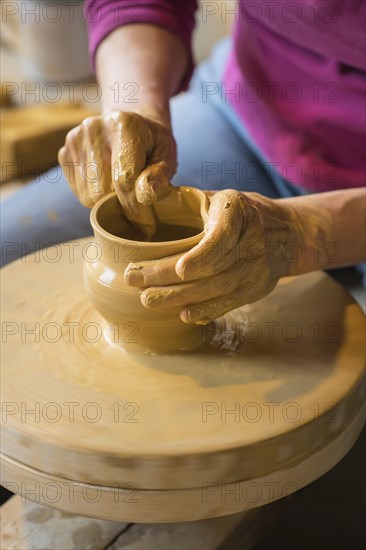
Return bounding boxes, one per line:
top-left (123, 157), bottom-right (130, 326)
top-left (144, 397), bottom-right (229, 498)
top-left (1, 39), bottom-right (364, 287)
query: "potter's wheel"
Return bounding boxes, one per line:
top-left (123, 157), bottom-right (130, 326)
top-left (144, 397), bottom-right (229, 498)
top-left (1, 239), bottom-right (365, 522)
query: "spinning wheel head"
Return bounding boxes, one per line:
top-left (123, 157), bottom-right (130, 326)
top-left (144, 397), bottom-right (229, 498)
top-left (0, 235), bottom-right (365, 522)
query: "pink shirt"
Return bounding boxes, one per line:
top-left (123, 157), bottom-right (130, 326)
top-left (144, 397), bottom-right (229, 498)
top-left (86, 0), bottom-right (366, 191)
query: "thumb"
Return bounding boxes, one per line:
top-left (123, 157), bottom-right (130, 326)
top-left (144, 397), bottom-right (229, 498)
top-left (135, 160), bottom-right (171, 205)
top-left (135, 135), bottom-right (176, 205)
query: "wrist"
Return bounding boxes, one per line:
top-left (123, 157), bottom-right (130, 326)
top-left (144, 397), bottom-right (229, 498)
top-left (274, 201), bottom-right (307, 278)
top-left (101, 103), bottom-right (171, 132)
top-left (136, 104), bottom-right (172, 131)
top-left (247, 193), bottom-right (306, 279)
top-left (276, 198), bottom-right (331, 277)
top-left (102, 98), bottom-right (171, 130)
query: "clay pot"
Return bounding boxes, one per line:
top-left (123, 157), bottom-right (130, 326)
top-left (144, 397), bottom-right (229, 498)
top-left (84, 187), bottom-right (210, 353)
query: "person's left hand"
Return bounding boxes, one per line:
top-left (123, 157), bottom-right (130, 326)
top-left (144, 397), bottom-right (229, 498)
top-left (124, 190), bottom-right (302, 324)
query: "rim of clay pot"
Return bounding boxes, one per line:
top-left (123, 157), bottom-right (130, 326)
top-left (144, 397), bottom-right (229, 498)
top-left (90, 187), bottom-right (208, 247)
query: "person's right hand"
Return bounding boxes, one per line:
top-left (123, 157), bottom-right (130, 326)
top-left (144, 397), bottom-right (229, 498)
top-left (58, 107), bottom-right (177, 238)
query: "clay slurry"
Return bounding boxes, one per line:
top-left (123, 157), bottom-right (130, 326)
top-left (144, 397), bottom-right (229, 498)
top-left (108, 219), bottom-right (202, 242)
top-left (96, 188), bottom-right (206, 243)
top-left (150, 223), bottom-right (202, 242)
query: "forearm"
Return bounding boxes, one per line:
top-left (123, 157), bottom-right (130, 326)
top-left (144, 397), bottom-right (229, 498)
top-left (278, 188), bottom-right (366, 275)
top-left (96, 24), bottom-right (189, 126)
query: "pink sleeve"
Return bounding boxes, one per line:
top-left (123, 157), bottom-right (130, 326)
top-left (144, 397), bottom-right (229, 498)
top-left (84, 0), bottom-right (198, 90)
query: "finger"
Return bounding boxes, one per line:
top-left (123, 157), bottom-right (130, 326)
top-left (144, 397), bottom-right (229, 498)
top-left (126, 222), bottom-right (244, 287)
top-left (140, 261), bottom-right (244, 309)
top-left (135, 161), bottom-right (171, 205)
top-left (179, 284), bottom-right (256, 324)
top-left (125, 253), bottom-right (183, 287)
top-left (114, 188), bottom-right (157, 239)
top-left (81, 117), bottom-right (113, 204)
top-left (59, 131), bottom-right (92, 207)
top-left (110, 113), bottom-right (156, 238)
top-left (135, 134), bottom-right (176, 204)
top-left (175, 190), bottom-right (245, 280)
top-left (58, 146), bottom-right (76, 192)
top-left (59, 144), bottom-right (85, 204)
top-left (110, 113), bottom-right (148, 194)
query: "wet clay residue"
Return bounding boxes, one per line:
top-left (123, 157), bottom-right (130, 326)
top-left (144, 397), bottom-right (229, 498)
top-left (108, 220), bottom-right (202, 242)
top-left (150, 223), bottom-right (202, 242)
top-left (26, 506), bottom-right (54, 523)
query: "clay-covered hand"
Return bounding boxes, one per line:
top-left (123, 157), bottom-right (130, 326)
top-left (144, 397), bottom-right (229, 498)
top-left (125, 190), bottom-right (302, 323)
top-left (58, 108), bottom-right (177, 238)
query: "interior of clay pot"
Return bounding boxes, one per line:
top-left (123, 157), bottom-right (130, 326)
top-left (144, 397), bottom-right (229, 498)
top-left (95, 187), bottom-right (206, 242)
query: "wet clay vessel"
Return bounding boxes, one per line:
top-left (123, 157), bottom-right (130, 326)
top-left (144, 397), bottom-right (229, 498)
top-left (84, 186), bottom-right (210, 353)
